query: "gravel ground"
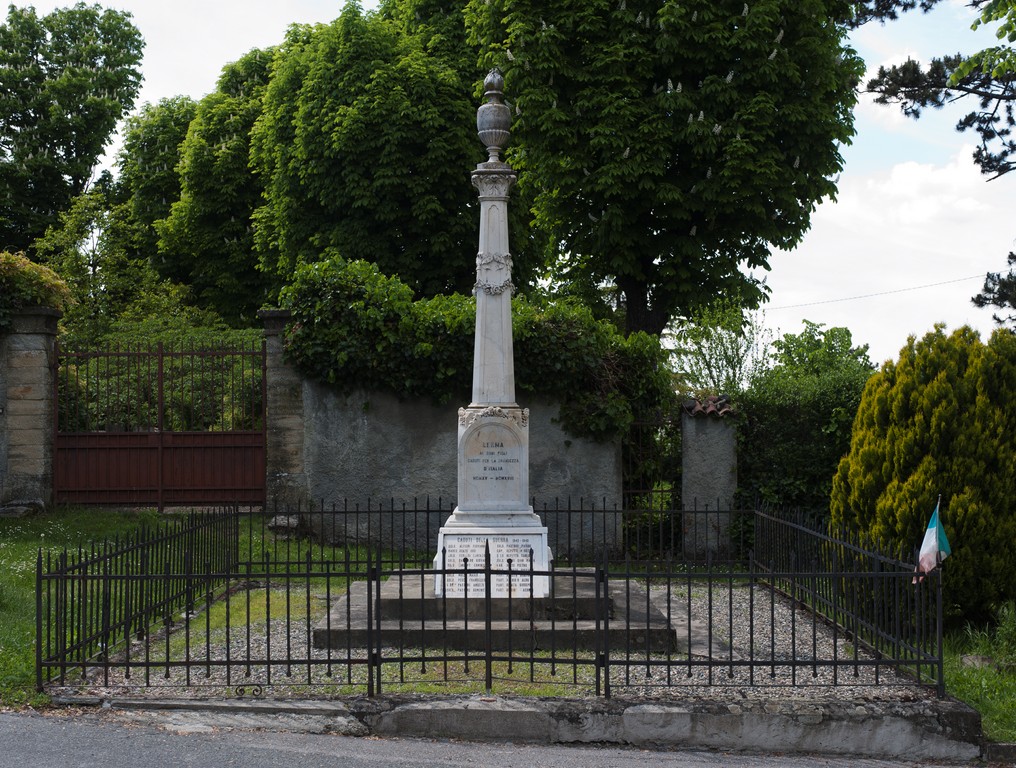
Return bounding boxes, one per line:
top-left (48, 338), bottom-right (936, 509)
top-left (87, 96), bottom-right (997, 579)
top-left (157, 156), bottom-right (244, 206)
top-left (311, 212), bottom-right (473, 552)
top-left (43, 580), bottom-right (938, 704)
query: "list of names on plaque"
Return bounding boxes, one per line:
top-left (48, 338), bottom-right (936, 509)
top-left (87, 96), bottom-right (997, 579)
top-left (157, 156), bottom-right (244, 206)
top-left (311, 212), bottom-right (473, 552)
top-left (437, 534), bottom-right (543, 597)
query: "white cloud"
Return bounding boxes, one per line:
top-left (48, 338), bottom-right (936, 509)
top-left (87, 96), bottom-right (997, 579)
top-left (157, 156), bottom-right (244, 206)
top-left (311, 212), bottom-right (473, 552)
top-left (763, 147), bottom-right (1015, 364)
top-left (827, 150), bottom-right (992, 229)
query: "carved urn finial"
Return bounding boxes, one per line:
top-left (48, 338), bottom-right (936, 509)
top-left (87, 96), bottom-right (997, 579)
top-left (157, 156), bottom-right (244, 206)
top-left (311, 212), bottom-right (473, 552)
top-left (476, 69), bottom-right (511, 163)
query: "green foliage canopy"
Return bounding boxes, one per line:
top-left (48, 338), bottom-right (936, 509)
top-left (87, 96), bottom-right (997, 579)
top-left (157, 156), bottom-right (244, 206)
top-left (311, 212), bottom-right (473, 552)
top-left (279, 257), bottom-right (675, 440)
top-left (668, 298), bottom-right (773, 395)
top-left (830, 325), bottom-right (1016, 623)
top-left (738, 321), bottom-right (875, 512)
top-left (30, 179), bottom-right (221, 346)
top-left (32, 182), bottom-right (142, 340)
top-left (251, 6), bottom-right (498, 299)
top-left (116, 96), bottom-right (198, 261)
top-left (157, 51), bottom-right (274, 325)
top-left (465, 0), bottom-right (864, 335)
top-left (0, 3), bottom-right (143, 253)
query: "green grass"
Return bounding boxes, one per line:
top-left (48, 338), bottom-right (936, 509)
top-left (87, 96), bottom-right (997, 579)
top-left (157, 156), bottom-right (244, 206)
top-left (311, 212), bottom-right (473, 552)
top-left (943, 602), bottom-right (1016, 743)
top-left (126, 583), bottom-right (592, 698)
top-left (0, 507), bottom-right (162, 707)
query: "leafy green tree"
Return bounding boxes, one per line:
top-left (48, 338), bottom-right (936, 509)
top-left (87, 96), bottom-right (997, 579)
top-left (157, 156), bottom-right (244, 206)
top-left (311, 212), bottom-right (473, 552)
top-left (831, 325), bottom-right (1016, 623)
top-left (962, 0), bottom-right (1016, 83)
top-left (116, 96), bottom-right (198, 262)
top-left (847, 0), bottom-right (943, 27)
top-left (465, 0), bottom-right (865, 335)
top-left (378, 0), bottom-right (474, 71)
top-left (157, 51), bottom-right (274, 325)
top-left (0, 3), bottom-right (143, 253)
top-left (31, 95), bottom-right (204, 344)
top-left (32, 181), bottom-right (137, 340)
top-left (30, 178), bottom-right (207, 345)
top-left (375, 0), bottom-right (543, 287)
top-left (251, 6), bottom-right (498, 299)
top-left (668, 298), bottom-right (773, 395)
top-left (737, 321), bottom-right (875, 512)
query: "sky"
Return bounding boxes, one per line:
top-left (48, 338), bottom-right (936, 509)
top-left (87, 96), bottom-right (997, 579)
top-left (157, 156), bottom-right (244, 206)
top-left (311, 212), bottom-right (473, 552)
top-left (10, 0), bottom-right (1016, 365)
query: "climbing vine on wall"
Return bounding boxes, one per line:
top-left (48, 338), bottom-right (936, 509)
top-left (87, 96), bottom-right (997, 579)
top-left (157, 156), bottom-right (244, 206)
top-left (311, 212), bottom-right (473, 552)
top-left (278, 257), bottom-right (676, 440)
top-left (0, 251), bottom-right (72, 330)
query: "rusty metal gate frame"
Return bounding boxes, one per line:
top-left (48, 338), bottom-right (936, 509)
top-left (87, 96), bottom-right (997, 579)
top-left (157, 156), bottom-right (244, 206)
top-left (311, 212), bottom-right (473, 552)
top-left (53, 341), bottom-right (267, 509)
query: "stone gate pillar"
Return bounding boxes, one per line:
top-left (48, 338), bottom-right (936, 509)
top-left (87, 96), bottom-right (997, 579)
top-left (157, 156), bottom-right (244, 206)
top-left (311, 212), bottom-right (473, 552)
top-left (681, 395), bottom-right (737, 559)
top-left (259, 309), bottom-right (309, 508)
top-left (0, 308), bottom-right (60, 512)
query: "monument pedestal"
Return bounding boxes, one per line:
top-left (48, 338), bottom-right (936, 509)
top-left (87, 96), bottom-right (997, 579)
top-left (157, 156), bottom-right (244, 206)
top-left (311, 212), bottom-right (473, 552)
top-left (434, 403), bottom-right (552, 597)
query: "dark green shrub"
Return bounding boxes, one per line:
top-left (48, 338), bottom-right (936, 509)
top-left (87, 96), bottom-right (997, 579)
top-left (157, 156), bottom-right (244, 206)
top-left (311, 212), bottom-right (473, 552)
top-left (278, 257), bottom-right (676, 440)
top-left (737, 322), bottom-right (874, 515)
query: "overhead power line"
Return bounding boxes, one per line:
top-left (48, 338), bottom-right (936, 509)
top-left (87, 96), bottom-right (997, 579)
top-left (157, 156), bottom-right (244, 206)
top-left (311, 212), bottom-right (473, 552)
top-left (767, 274), bottom-right (986, 311)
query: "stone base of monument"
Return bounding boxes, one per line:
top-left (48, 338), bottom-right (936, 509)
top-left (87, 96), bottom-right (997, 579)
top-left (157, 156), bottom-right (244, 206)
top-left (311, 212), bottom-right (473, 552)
top-left (312, 570), bottom-right (676, 652)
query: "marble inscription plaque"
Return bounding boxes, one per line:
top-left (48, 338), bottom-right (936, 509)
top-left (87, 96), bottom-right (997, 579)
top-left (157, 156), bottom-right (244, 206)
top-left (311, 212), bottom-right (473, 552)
top-left (460, 421), bottom-right (524, 507)
top-left (436, 533), bottom-right (546, 597)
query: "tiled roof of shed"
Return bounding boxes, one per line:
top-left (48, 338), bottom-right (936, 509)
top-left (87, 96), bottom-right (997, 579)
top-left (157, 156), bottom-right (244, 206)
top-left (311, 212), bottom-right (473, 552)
top-left (682, 394), bottom-right (736, 418)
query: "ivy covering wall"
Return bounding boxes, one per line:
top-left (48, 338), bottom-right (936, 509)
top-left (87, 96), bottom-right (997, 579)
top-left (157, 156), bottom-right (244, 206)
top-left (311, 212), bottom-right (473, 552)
top-left (278, 258), bottom-right (676, 441)
top-left (0, 251), bottom-right (71, 329)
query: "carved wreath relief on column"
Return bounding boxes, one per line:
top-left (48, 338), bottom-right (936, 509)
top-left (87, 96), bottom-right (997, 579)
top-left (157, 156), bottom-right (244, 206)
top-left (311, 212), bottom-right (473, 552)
top-left (475, 236), bottom-right (513, 296)
top-left (458, 406), bottom-right (530, 429)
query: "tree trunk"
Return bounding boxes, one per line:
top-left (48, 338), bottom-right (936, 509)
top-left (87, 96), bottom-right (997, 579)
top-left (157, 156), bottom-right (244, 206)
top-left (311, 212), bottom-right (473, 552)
top-left (617, 276), bottom-right (669, 337)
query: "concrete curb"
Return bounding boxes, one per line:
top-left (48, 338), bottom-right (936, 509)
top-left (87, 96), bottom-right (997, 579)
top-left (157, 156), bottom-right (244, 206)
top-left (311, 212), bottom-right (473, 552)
top-left (52, 694), bottom-right (982, 762)
top-left (984, 742), bottom-right (1016, 764)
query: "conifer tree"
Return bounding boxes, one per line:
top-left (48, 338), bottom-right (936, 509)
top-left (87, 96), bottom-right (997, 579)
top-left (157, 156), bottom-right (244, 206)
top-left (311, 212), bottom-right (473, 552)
top-left (830, 325), bottom-right (1016, 623)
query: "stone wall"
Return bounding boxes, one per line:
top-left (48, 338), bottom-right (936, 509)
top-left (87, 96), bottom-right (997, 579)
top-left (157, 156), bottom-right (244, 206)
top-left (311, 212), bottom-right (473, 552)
top-left (262, 310), bottom-right (307, 508)
top-left (0, 308), bottom-right (60, 511)
top-left (261, 311), bottom-right (623, 553)
top-left (301, 384), bottom-right (621, 508)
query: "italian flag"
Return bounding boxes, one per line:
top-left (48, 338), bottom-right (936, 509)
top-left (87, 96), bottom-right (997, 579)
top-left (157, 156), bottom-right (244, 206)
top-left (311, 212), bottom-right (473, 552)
top-left (914, 501), bottom-right (951, 582)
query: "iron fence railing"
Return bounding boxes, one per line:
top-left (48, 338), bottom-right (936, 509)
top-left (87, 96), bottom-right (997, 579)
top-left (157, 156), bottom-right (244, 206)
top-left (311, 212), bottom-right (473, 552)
top-left (55, 341), bottom-right (266, 434)
top-left (37, 503), bottom-right (944, 698)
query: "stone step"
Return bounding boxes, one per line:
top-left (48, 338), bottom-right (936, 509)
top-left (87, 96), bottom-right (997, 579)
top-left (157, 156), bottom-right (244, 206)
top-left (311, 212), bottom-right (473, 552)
top-left (313, 572), bottom-right (677, 653)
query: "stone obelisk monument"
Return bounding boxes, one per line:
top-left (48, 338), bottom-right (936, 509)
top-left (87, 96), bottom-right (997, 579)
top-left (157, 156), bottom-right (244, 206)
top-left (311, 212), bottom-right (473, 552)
top-left (433, 70), bottom-right (551, 598)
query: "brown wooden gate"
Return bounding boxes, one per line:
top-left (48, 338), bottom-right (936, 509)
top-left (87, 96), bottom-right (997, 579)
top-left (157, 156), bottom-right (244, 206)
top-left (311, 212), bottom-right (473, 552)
top-left (53, 341), bottom-right (266, 508)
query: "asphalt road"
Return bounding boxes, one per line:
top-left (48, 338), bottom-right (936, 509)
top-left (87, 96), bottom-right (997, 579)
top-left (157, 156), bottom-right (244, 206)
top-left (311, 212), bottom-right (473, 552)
top-left (0, 711), bottom-right (963, 768)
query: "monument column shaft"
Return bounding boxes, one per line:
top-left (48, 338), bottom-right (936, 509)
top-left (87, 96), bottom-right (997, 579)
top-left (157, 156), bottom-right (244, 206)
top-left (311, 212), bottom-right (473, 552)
top-left (434, 68), bottom-right (550, 599)
top-left (471, 178), bottom-right (516, 406)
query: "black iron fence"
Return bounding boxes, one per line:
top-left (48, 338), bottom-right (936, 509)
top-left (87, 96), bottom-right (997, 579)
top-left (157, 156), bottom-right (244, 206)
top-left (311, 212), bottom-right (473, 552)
top-left (37, 502), bottom-right (944, 698)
